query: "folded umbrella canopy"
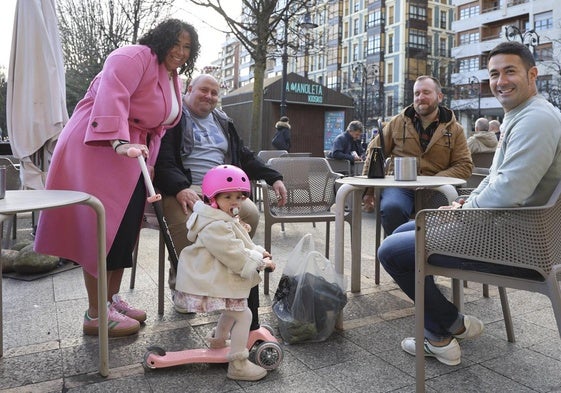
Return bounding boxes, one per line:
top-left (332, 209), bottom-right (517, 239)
top-left (7, 0), bottom-right (68, 190)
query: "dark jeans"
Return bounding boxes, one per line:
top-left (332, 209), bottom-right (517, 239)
top-left (380, 188), bottom-right (415, 235)
top-left (377, 221), bottom-right (463, 341)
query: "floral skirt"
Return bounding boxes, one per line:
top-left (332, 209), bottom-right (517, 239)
top-left (173, 291), bottom-right (247, 313)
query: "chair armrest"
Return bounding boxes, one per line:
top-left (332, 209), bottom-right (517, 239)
top-left (416, 205), bottom-right (560, 276)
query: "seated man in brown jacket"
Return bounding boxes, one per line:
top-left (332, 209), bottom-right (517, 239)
top-left (362, 75), bottom-right (473, 234)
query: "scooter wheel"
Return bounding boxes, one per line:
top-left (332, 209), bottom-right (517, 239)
top-left (260, 324), bottom-right (275, 335)
top-left (142, 346), bottom-right (166, 370)
top-left (252, 341), bottom-right (284, 370)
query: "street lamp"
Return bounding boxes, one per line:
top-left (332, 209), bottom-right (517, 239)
top-left (280, 6), bottom-right (318, 117)
top-left (280, 10), bottom-right (289, 117)
top-left (468, 76), bottom-right (481, 118)
top-left (504, 25), bottom-right (540, 57)
top-left (298, 10), bottom-right (318, 79)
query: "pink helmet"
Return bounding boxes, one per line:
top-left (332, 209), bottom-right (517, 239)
top-left (201, 165), bottom-right (251, 201)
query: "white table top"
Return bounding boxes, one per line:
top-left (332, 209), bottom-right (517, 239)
top-left (0, 190), bottom-right (91, 215)
top-left (336, 175), bottom-right (466, 188)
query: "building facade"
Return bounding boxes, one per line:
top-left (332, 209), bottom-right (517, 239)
top-left (451, 0), bottom-right (560, 132)
top-left (210, 0), bottom-right (560, 133)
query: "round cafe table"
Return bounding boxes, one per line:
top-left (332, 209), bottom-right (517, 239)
top-left (0, 190), bottom-right (108, 376)
top-left (333, 175), bottom-right (466, 328)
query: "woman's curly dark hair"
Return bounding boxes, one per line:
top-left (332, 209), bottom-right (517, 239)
top-left (138, 19), bottom-right (200, 78)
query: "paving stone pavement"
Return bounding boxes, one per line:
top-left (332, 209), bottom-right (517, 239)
top-left (1, 210), bottom-right (561, 392)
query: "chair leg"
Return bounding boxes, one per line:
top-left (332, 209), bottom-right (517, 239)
top-left (499, 286), bottom-right (515, 343)
top-left (11, 215), bottom-right (16, 240)
top-left (264, 223), bottom-right (272, 295)
top-left (325, 222), bottom-right (330, 258)
top-left (158, 232), bottom-right (165, 315)
top-left (130, 236), bottom-right (140, 289)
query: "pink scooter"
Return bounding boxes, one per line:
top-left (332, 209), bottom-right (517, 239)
top-left (142, 325), bottom-right (284, 370)
top-left (129, 148), bottom-right (283, 371)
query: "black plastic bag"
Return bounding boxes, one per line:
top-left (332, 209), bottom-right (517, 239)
top-left (272, 234), bottom-right (347, 344)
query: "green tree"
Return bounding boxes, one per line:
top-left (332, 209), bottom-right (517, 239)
top-left (188, 0), bottom-right (313, 151)
top-left (57, 0), bottom-right (174, 114)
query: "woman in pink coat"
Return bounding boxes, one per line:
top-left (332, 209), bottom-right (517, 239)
top-left (34, 19), bottom-right (200, 337)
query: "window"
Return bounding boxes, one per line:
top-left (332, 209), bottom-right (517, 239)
top-left (327, 75), bottom-right (338, 90)
top-left (409, 5), bottom-right (427, 20)
top-left (366, 12), bottom-right (376, 30)
top-left (427, 7), bottom-right (433, 27)
top-left (387, 62), bottom-right (393, 84)
top-left (439, 38), bottom-right (447, 57)
top-left (409, 29), bottom-right (427, 49)
top-left (353, 44), bottom-right (359, 61)
top-left (534, 11), bottom-right (553, 31)
top-left (365, 35), bottom-right (381, 56)
top-left (459, 5), bottom-right (479, 20)
top-left (386, 95), bottom-right (393, 117)
top-left (459, 31), bottom-right (480, 45)
top-left (458, 57), bottom-right (480, 73)
top-left (535, 44), bottom-right (553, 61)
top-left (387, 33), bottom-right (394, 54)
top-left (440, 11), bottom-right (447, 29)
top-left (537, 75), bottom-right (552, 92)
top-left (353, 18), bottom-right (360, 35)
top-left (353, 0), bottom-right (360, 13)
top-left (388, 6), bottom-right (394, 24)
top-left (366, 9), bottom-right (382, 29)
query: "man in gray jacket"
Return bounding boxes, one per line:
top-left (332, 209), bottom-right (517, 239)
top-left (378, 41), bottom-right (561, 366)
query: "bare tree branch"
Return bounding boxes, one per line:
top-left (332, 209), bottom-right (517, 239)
top-left (57, 0), bottom-right (174, 113)
top-left (186, 0), bottom-right (314, 150)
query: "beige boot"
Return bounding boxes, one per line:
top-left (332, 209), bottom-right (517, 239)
top-left (227, 349), bottom-right (267, 381)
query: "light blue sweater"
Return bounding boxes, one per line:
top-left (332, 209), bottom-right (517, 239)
top-left (465, 95), bottom-right (561, 208)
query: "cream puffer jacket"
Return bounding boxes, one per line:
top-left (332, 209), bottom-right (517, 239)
top-left (175, 201), bottom-right (264, 299)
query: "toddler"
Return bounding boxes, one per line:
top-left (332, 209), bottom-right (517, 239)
top-left (174, 165), bottom-right (275, 381)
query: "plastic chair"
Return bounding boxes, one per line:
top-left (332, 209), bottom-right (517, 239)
top-left (130, 203), bottom-right (166, 314)
top-left (256, 150), bottom-right (288, 163)
top-left (252, 150), bottom-right (288, 211)
top-left (414, 181), bottom-right (561, 391)
top-left (326, 158), bottom-right (351, 176)
top-left (260, 157), bottom-right (352, 294)
top-left (471, 151), bottom-right (494, 168)
top-left (280, 152), bottom-right (312, 157)
top-left (0, 157), bottom-right (22, 248)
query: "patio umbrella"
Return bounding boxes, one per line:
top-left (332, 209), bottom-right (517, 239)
top-left (6, 0), bottom-right (68, 190)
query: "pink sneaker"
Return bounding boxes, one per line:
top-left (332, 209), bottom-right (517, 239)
top-left (83, 304), bottom-right (140, 337)
top-left (111, 294), bottom-right (147, 322)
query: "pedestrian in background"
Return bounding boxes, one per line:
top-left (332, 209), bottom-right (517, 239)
top-left (489, 119), bottom-right (502, 141)
top-left (271, 116), bottom-right (291, 151)
top-left (467, 117), bottom-right (498, 154)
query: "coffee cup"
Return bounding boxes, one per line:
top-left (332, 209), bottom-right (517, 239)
top-left (394, 157), bottom-right (417, 181)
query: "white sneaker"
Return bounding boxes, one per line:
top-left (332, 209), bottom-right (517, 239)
top-left (453, 315), bottom-right (484, 340)
top-left (401, 337), bottom-right (461, 366)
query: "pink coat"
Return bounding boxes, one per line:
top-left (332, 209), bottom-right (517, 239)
top-left (34, 45), bottom-right (181, 277)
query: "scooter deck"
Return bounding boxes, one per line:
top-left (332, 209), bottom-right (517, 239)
top-left (145, 326), bottom-right (281, 369)
top-left (147, 347), bottom-right (231, 368)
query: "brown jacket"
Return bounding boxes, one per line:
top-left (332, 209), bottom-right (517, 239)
top-left (363, 105), bottom-right (473, 188)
